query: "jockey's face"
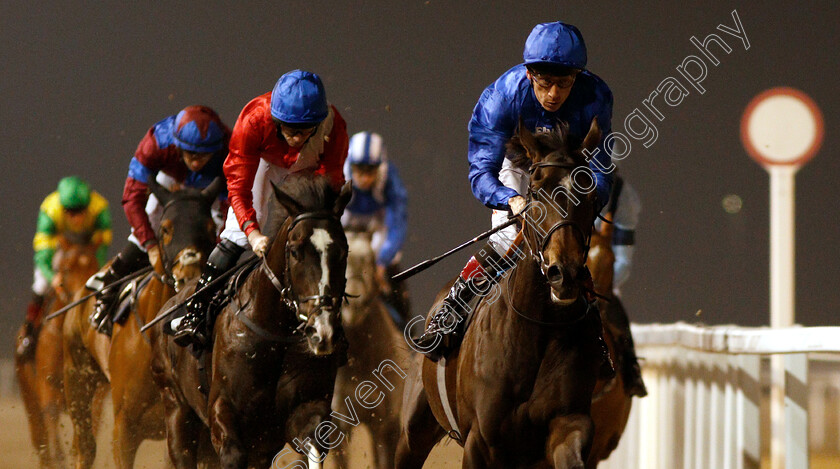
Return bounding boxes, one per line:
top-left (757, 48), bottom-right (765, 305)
top-left (182, 151), bottom-right (214, 173)
top-left (351, 165), bottom-right (378, 191)
top-left (279, 123), bottom-right (318, 149)
top-left (527, 70), bottom-right (578, 112)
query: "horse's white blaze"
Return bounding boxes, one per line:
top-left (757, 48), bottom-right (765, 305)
top-left (310, 228), bottom-right (333, 297)
top-left (307, 442), bottom-right (322, 469)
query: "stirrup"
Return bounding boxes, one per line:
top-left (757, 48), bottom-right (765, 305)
top-left (171, 312), bottom-right (206, 347)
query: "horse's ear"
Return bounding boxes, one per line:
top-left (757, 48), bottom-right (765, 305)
top-left (270, 180), bottom-right (303, 216)
top-left (201, 177), bottom-right (226, 203)
top-left (147, 176), bottom-right (172, 206)
top-left (582, 117), bottom-right (602, 154)
top-left (517, 118), bottom-right (541, 162)
top-left (333, 181), bottom-right (353, 215)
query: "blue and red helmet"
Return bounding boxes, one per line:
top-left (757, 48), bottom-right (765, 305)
top-left (523, 22), bottom-right (587, 71)
top-left (270, 70), bottom-right (329, 125)
top-left (173, 105), bottom-right (225, 153)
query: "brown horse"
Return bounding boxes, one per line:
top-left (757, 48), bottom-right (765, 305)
top-left (15, 239), bottom-right (101, 468)
top-left (585, 214), bottom-right (633, 467)
top-left (62, 178), bottom-right (223, 469)
top-left (396, 120), bottom-right (606, 468)
top-left (330, 230), bottom-right (410, 469)
top-left (151, 176), bottom-right (351, 469)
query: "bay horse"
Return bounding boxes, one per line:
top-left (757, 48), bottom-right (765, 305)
top-left (585, 213), bottom-right (633, 467)
top-left (330, 230), bottom-right (410, 469)
top-left (151, 175), bottom-right (351, 469)
top-left (396, 119), bottom-right (606, 468)
top-left (16, 238), bottom-right (101, 468)
top-left (62, 177), bottom-right (224, 469)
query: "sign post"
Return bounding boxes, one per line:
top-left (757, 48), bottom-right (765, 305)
top-left (741, 87), bottom-right (824, 469)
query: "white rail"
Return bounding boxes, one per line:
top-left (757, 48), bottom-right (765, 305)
top-left (600, 322), bottom-right (840, 469)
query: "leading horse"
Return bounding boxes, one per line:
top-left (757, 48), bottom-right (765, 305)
top-left (16, 239), bottom-right (101, 469)
top-left (151, 175), bottom-right (351, 468)
top-left (396, 119), bottom-right (606, 468)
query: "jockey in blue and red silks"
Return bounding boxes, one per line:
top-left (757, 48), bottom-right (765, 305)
top-left (415, 21), bottom-right (624, 377)
top-left (169, 70), bottom-right (349, 346)
top-left (88, 105), bottom-right (231, 334)
top-left (342, 131), bottom-right (410, 328)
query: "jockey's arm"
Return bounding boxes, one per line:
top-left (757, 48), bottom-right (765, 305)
top-left (123, 130), bottom-right (170, 248)
top-left (467, 87), bottom-right (520, 210)
top-left (224, 115), bottom-right (265, 236)
top-left (89, 193), bottom-right (113, 266)
top-left (32, 204), bottom-right (58, 281)
top-left (586, 87), bottom-right (616, 211)
top-left (316, 108), bottom-right (350, 191)
top-left (378, 164), bottom-right (408, 267)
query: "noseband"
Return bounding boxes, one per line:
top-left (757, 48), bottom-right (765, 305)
top-left (260, 210), bottom-right (343, 328)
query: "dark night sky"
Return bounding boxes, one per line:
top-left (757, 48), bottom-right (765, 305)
top-left (1, 1), bottom-right (838, 357)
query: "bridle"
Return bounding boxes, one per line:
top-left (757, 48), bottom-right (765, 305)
top-left (155, 194), bottom-right (215, 289)
top-left (504, 159), bottom-right (597, 326)
top-left (260, 210), bottom-right (345, 330)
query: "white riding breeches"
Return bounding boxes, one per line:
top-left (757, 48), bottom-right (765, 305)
top-left (488, 158), bottom-right (529, 256)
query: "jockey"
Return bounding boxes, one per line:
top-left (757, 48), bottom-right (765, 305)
top-left (342, 131), bottom-right (410, 328)
top-left (87, 105), bottom-right (231, 334)
top-left (415, 22), bottom-right (615, 364)
top-left (20, 176), bottom-right (112, 358)
top-left (169, 70), bottom-right (349, 346)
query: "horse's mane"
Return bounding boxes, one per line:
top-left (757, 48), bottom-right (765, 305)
top-left (263, 175), bottom-right (340, 238)
top-left (506, 121), bottom-right (586, 168)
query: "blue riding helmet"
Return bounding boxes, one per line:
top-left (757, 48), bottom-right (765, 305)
top-left (523, 21), bottom-right (587, 70)
top-left (347, 131), bottom-right (387, 166)
top-left (173, 105), bottom-right (226, 153)
top-left (270, 70), bottom-right (329, 125)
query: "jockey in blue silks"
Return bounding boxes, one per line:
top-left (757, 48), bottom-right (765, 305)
top-left (342, 131), bottom-right (411, 328)
top-left (415, 22), bottom-right (621, 379)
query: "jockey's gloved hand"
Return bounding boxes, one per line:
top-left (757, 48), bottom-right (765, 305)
top-left (147, 244), bottom-right (164, 275)
top-left (508, 195), bottom-right (527, 217)
top-left (247, 230), bottom-right (270, 258)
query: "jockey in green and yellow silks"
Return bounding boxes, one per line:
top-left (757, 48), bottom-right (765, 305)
top-left (19, 176), bottom-right (112, 359)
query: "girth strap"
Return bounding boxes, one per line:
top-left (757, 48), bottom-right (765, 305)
top-left (436, 357), bottom-right (462, 442)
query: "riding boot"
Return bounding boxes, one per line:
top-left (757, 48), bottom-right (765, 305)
top-left (89, 243), bottom-right (148, 336)
top-left (414, 275), bottom-right (477, 360)
top-left (17, 295), bottom-right (44, 360)
top-left (171, 239), bottom-right (244, 347)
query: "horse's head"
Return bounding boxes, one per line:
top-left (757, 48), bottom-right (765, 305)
top-left (267, 177), bottom-right (352, 356)
top-left (53, 237), bottom-right (100, 296)
top-left (342, 230), bottom-right (379, 327)
top-left (512, 118), bottom-right (602, 305)
top-left (148, 177), bottom-right (223, 290)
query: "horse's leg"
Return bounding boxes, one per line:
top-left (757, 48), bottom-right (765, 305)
top-left (208, 396), bottom-right (247, 469)
top-left (394, 372), bottom-right (444, 469)
top-left (371, 419), bottom-right (401, 469)
top-left (63, 356), bottom-right (103, 469)
top-left (461, 429), bottom-right (492, 469)
top-left (15, 339), bottom-right (49, 467)
top-left (162, 386), bottom-right (202, 469)
top-left (36, 320), bottom-right (67, 468)
top-left (547, 415), bottom-right (594, 469)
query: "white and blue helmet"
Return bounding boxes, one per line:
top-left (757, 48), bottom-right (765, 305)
top-left (347, 131), bottom-right (387, 166)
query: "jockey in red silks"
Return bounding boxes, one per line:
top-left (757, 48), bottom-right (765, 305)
top-left (169, 70), bottom-right (349, 346)
top-left (87, 106), bottom-right (231, 335)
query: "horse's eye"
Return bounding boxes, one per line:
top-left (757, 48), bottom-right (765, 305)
top-left (290, 244), bottom-right (304, 261)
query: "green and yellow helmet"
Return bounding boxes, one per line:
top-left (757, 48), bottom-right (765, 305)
top-left (57, 176), bottom-right (91, 211)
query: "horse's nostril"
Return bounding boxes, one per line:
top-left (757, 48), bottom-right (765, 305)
top-left (546, 265), bottom-right (563, 284)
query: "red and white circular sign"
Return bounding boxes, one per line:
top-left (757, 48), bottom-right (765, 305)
top-left (741, 87), bottom-right (824, 167)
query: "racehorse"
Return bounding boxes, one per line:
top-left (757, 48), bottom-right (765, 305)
top-left (396, 119), bottom-right (607, 468)
top-left (151, 175), bottom-right (351, 469)
top-left (330, 230), bottom-right (409, 469)
top-left (585, 213), bottom-right (633, 467)
top-left (62, 178), bottom-right (223, 469)
top-left (16, 238), bottom-right (101, 468)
